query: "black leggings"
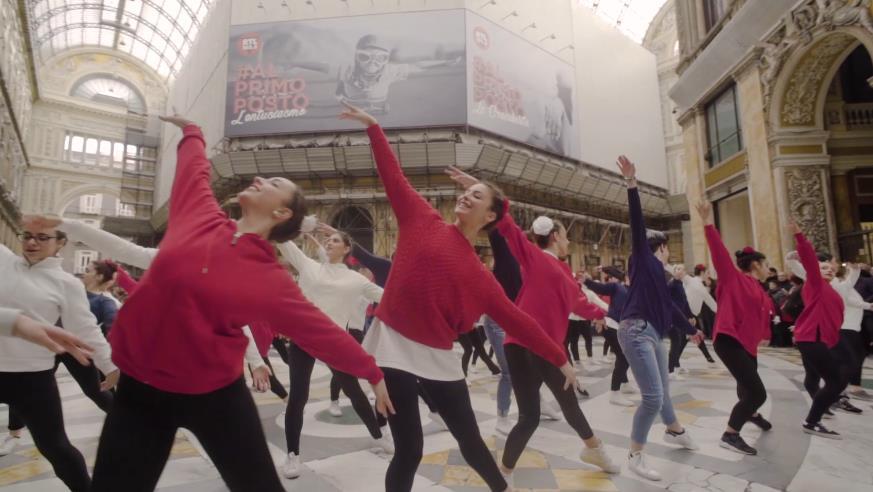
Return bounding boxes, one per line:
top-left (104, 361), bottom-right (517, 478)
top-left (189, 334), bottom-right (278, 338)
top-left (285, 343), bottom-right (383, 455)
top-left (382, 367), bottom-right (505, 492)
top-left (669, 330), bottom-right (713, 372)
top-left (713, 335), bottom-right (767, 431)
top-left (566, 320), bottom-right (593, 361)
top-left (840, 329), bottom-right (865, 386)
top-left (502, 343), bottom-right (594, 470)
top-left (9, 352), bottom-right (116, 431)
top-left (272, 337), bottom-right (290, 365)
top-left (0, 370), bottom-right (90, 491)
top-left (459, 331), bottom-right (500, 376)
top-left (602, 328), bottom-right (630, 391)
top-left (798, 341), bottom-right (849, 425)
top-left (91, 374), bottom-right (282, 492)
top-left (330, 329), bottom-right (365, 402)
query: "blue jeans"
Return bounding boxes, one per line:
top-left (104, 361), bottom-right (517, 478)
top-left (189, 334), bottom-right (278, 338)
top-left (482, 316), bottom-right (512, 417)
top-left (617, 319), bottom-right (678, 445)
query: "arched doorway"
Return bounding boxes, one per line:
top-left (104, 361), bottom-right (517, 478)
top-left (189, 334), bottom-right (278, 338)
top-left (331, 206), bottom-right (374, 253)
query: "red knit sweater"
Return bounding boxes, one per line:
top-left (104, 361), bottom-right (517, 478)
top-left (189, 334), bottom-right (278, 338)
top-left (110, 125), bottom-right (383, 393)
top-left (704, 225), bottom-right (772, 356)
top-left (497, 207), bottom-right (604, 348)
top-left (367, 125), bottom-right (567, 368)
top-left (793, 233), bottom-right (844, 348)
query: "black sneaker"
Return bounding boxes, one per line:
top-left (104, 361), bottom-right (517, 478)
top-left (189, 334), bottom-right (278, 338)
top-left (576, 388), bottom-right (590, 399)
top-left (719, 432), bottom-right (757, 455)
top-left (802, 422), bottom-right (842, 439)
top-left (833, 397), bottom-right (863, 414)
top-left (748, 414), bottom-right (772, 431)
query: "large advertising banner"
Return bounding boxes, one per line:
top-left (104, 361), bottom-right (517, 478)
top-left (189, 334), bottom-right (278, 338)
top-left (466, 11), bottom-right (580, 160)
top-left (226, 10), bottom-right (467, 137)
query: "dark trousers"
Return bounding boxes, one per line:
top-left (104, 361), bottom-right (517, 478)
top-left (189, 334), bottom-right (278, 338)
top-left (669, 330), bottom-right (713, 372)
top-left (840, 329), bottom-right (865, 386)
top-left (330, 329), bottom-right (365, 401)
top-left (0, 370), bottom-right (90, 491)
top-left (248, 356), bottom-right (288, 400)
top-left (272, 338), bottom-right (290, 365)
top-left (798, 341), bottom-right (849, 425)
top-left (713, 335), bottom-right (767, 431)
top-left (566, 320), bottom-right (593, 362)
top-left (602, 328), bottom-right (630, 391)
top-left (91, 374), bottom-right (283, 492)
top-left (285, 343), bottom-right (383, 455)
top-left (459, 331), bottom-right (500, 376)
top-left (9, 352), bottom-right (115, 431)
top-left (502, 344), bottom-right (594, 470)
top-left (382, 367), bottom-right (505, 492)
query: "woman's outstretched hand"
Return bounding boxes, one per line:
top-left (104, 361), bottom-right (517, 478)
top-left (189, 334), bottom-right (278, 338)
top-left (339, 102), bottom-right (378, 127)
top-left (445, 166), bottom-right (480, 190)
top-left (159, 114), bottom-right (195, 129)
top-left (787, 221), bottom-right (802, 236)
top-left (694, 200), bottom-right (714, 225)
top-left (616, 155), bottom-right (637, 187)
top-left (371, 379), bottom-right (396, 418)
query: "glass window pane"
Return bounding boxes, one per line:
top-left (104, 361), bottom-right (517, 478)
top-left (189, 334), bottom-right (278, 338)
top-left (720, 134), bottom-right (741, 160)
top-left (71, 135), bottom-right (84, 152)
top-left (85, 138), bottom-right (98, 155)
top-left (715, 91), bottom-right (738, 141)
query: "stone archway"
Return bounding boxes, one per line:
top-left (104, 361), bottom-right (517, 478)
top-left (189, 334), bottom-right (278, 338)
top-left (56, 183), bottom-right (122, 216)
top-left (760, 2), bottom-right (873, 255)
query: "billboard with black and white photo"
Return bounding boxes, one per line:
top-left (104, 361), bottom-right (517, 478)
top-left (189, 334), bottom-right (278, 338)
top-left (465, 11), bottom-right (580, 160)
top-left (225, 10), bottom-right (467, 137)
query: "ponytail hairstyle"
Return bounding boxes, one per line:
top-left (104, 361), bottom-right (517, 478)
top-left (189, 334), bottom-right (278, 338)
top-left (530, 216), bottom-right (563, 249)
top-left (481, 180), bottom-right (506, 231)
top-left (735, 246), bottom-right (766, 272)
top-left (267, 185), bottom-right (308, 243)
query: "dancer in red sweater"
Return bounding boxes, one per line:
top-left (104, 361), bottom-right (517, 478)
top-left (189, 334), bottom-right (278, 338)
top-left (696, 201), bottom-right (773, 455)
top-left (789, 222), bottom-right (847, 439)
top-left (445, 167), bottom-right (619, 479)
top-left (341, 103), bottom-right (573, 492)
top-left (88, 114), bottom-right (392, 492)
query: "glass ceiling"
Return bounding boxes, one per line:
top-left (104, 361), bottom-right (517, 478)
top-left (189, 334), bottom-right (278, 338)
top-left (27, 0), bottom-right (214, 82)
top-left (578, 0), bottom-right (669, 43)
top-left (71, 75), bottom-right (147, 113)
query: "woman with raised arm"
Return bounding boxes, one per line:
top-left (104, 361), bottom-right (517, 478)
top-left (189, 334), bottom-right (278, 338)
top-left (614, 156), bottom-right (704, 481)
top-left (275, 224), bottom-right (392, 478)
top-left (789, 222), bottom-right (848, 439)
top-left (694, 200), bottom-right (773, 456)
top-left (341, 103), bottom-right (573, 492)
top-left (0, 223), bottom-right (119, 491)
top-left (81, 114), bottom-right (392, 492)
top-left (444, 166), bottom-right (618, 478)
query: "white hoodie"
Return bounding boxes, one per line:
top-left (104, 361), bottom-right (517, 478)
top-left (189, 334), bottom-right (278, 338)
top-left (0, 307), bottom-right (21, 336)
top-left (0, 245), bottom-right (115, 374)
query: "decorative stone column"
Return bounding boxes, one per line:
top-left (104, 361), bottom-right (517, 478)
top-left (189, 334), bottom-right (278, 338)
top-left (679, 108), bottom-right (708, 265)
top-left (778, 165), bottom-right (837, 252)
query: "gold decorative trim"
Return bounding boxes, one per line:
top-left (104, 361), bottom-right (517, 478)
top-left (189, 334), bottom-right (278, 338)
top-left (704, 151), bottom-right (747, 188)
top-left (780, 145), bottom-right (824, 155)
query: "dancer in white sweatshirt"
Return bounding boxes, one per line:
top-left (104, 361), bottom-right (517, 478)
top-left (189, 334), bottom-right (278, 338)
top-left (276, 224), bottom-right (391, 479)
top-left (0, 224), bottom-right (118, 491)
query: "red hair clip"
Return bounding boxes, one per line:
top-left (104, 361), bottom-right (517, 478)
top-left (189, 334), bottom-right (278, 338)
top-left (742, 246), bottom-right (755, 254)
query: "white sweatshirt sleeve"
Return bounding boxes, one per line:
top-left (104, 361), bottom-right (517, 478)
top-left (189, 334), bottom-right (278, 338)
top-left (276, 240), bottom-right (319, 277)
top-left (583, 287), bottom-right (610, 311)
top-left (696, 278), bottom-right (718, 313)
top-left (0, 308), bottom-right (21, 337)
top-left (360, 276), bottom-right (384, 303)
top-left (241, 325), bottom-right (267, 369)
top-left (785, 251), bottom-right (807, 281)
top-left (60, 278), bottom-right (116, 375)
top-left (58, 219), bottom-right (157, 269)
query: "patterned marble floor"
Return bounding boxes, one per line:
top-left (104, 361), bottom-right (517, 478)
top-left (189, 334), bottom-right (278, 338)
top-left (1, 340), bottom-right (872, 492)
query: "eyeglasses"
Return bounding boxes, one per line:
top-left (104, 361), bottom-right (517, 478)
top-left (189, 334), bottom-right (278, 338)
top-left (356, 51), bottom-right (389, 64)
top-left (18, 233), bottom-right (58, 243)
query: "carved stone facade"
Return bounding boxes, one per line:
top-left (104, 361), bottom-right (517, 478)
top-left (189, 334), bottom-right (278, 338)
top-left (784, 166), bottom-right (831, 248)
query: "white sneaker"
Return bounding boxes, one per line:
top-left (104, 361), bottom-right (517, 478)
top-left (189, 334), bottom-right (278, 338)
top-left (580, 445), bottom-right (620, 473)
top-left (500, 467), bottom-right (514, 488)
top-left (609, 391), bottom-right (635, 407)
top-left (678, 367), bottom-right (689, 375)
top-left (0, 434), bottom-right (19, 456)
top-left (496, 416), bottom-right (514, 436)
top-left (541, 400), bottom-right (562, 421)
top-left (664, 430), bottom-right (699, 450)
top-left (621, 382), bottom-right (638, 395)
top-left (429, 412), bottom-right (447, 431)
top-left (328, 401), bottom-right (342, 417)
top-left (372, 435), bottom-right (395, 454)
top-left (628, 451), bottom-right (661, 481)
top-left (282, 452), bottom-right (302, 479)
top-left (669, 372), bottom-right (684, 381)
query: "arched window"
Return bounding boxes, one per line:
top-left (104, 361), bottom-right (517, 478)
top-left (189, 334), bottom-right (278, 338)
top-left (332, 206), bottom-right (374, 253)
top-left (70, 74), bottom-right (147, 114)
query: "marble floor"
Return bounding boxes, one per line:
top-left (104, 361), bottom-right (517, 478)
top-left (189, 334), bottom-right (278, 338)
top-left (1, 340), bottom-right (872, 492)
